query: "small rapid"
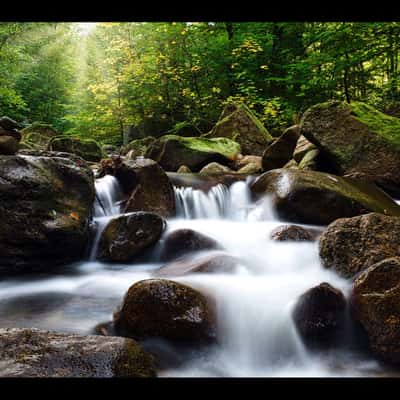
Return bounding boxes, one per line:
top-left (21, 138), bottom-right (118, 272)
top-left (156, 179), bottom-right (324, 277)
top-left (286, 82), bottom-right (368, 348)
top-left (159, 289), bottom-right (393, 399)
top-left (0, 174), bottom-right (390, 377)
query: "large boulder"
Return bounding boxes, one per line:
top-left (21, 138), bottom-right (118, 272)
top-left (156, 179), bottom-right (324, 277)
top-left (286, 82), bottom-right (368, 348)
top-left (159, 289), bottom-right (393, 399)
top-left (206, 102), bottom-right (274, 155)
top-left (319, 213), bottom-right (400, 278)
top-left (160, 228), bottom-right (223, 262)
top-left (153, 252), bottom-right (241, 277)
top-left (350, 257), bottom-right (400, 364)
top-left (121, 136), bottom-right (156, 157)
top-left (261, 125), bottom-right (300, 171)
top-left (292, 283), bottom-right (346, 348)
top-left (99, 157), bottom-right (175, 218)
top-left (299, 101), bottom-right (400, 197)
top-left (114, 279), bottom-right (216, 343)
top-left (0, 154), bottom-right (95, 273)
top-left (250, 168), bottom-right (400, 225)
top-left (0, 328), bottom-right (155, 377)
top-left (48, 136), bottom-right (104, 162)
top-left (146, 134), bottom-right (241, 172)
top-left (97, 212), bottom-right (165, 263)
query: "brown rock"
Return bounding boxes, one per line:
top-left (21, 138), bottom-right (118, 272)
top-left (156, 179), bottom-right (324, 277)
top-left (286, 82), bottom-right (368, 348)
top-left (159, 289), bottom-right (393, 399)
top-left (270, 225), bottom-right (322, 242)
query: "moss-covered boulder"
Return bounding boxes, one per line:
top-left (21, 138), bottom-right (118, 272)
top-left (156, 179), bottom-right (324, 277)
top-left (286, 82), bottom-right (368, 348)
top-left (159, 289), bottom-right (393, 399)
top-left (300, 101), bottom-right (400, 196)
top-left (121, 136), bottom-right (156, 157)
top-left (206, 102), bottom-right (274, 155)
top-left (0, 154), bottom-right (95, 274)
top-left (0, 328), bottom-right (156, 377)
top-left (292, 283), bottom-right (346, 348)
top-left (48, 136), bottom-right (104, 162)
top-left (199, 162), bottom-right (235, 175)
top-left (114, 279), bottom-right (216, 343)
top-left (21, 122), bottom-right (58, 137)
top-left (350, 257), bottom-right (400, 364)
top-left (97, 212), bottom-right (165, 263)
top-left (251, 168), bottom-right (400, 225)
top-left (146, 134), bottom-right (241, 172)
top-left (261, 125), bottom-right (300, 171)
top-left (319, 213), bottom-right (400, 278)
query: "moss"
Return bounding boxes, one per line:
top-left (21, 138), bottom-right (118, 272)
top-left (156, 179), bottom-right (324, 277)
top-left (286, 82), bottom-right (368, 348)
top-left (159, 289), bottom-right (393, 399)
top-left (350, 101), bottom-right (400, 149)
top-left (48, 136), bottom-right (104, 162)
top-left (159, 134), bottom-right (241, 160)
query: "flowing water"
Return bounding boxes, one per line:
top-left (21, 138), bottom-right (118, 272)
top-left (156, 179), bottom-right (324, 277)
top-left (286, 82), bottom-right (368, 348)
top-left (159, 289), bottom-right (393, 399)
top-left (0, 174), bottom-right (393, 377)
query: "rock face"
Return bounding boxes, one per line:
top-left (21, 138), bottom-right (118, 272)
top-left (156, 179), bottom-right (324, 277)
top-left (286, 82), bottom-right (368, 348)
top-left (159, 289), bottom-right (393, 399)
top-left (299, 101), bottom-right (400, 196)
top-left (0, 154), bottom-right (95, 273)
top-left (0, 116), bottom-right (22, 155)
top-left (319, 213), bottom-right (400, 278)
top-left (146, 134), bottom-right (241, 172)
top-left (153, 252), bottom-right (240, 277)
top-left (250, 168), bottom-right (400, 225)
top-left (0, 328), bottom-right (155, 377)
top-left (48, 136), bottom-right (103, 162)
top-left (350, 257), bottom-right (400, 364)
top-left (270, 225), bottom-right (322, 242)
top-left (160, 229), bottom-right (223, 262)
top-left (121, 136), bottom-right (156, 157)
top-left (207, 102), bottom-right (274, 155)
top-left (292, 283), bottom-right (346, 348)
top-left (99, 157), bottom-right (175, 218)
top-left (261, 125), bottom-right (300, 171)
top-left (97, 212), bottom-right (165, 263)
top-left (114, 279), bottom-right (216, 342)
top-left (199, 162), bottom-right (234, 175)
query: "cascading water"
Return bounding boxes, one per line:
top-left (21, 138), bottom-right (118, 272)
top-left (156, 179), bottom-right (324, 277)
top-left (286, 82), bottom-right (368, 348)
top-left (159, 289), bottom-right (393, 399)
top-left (0, 174), bottom-right (390, 377)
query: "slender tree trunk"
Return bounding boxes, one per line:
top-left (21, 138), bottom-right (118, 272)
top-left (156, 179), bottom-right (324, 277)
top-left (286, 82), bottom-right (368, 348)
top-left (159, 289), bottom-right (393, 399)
top-left (344, 52), bottom-right (351, 103)
top-left (225, 22), bottom-right (235, 96)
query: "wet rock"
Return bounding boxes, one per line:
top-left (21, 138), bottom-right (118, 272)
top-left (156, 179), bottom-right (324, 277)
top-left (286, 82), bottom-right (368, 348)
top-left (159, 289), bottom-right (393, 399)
top-left (319, 213), bottom-right (400, 278)
top-left (207, 102), bottom-right (274, 155)
top-left (0, 154), bottom-right (95, 273)
top-left (0, 328), bottom-right (155, 377)
top-left (99, 157), bottom-right (175, 218)
top-left (160, 229), bottom-right (223, 262)
top-left (300, 101), bottom-right (400, 197)
top-left (262, 125), bottom-right (300, 171)
top-left (97, 212), bottom-right (165, 263)
top-left (48, 135), bottom-right (104, 162)
top-left (270, 225), bottom-right (322, 242)
top-left (350, 257), bottom-right (400, 364)
top-left (293, 134), bottom-right (316, 163)
top-left (292, 283), bottom-right (346, 348)
top-left (146, 134), bottom-right (241, 172)
top-left (250, 168), bottom-right (400, 225)
top-left (153, 251), bottom-right (241, 277)
top-left (176, 165), bottom-right (192, 173)
top-left (199, 162), bottom-right (234, 175)
top-left (114, 279), bottom-right (216, 343)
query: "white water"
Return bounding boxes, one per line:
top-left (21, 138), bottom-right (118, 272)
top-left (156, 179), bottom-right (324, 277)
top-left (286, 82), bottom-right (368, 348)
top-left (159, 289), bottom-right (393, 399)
top-left (0, 175), bottom-right (390, 377)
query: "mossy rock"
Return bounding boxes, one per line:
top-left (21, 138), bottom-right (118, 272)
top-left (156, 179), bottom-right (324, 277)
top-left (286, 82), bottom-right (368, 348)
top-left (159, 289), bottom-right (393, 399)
top-left (206, 102), bottom-right (274, 156)
top-left (251, 168), bottom-right (400, 225)
top-left (300, 101), bottom-right (400, 197)
top-left (21, 122), bottom-right (58, 138)
top-left (298, 149), bottom-right (320, 171)
top-left (146, 134), bottom-right (241, 172)
top-left (48, 136), bottom-right (104, 162)
top-left (21, 131), bottom-right (52, 150)
top-left (121, 136), bottom-right (156, 157)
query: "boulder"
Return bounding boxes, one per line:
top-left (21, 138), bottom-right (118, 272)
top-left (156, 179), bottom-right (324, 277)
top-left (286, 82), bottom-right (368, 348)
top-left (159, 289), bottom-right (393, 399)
top-left (293, 135), bottom-right (316, 163)
top-left (121, 136), bottom-right (156, 157)
top-left (0, 135), bottom-right (19, 155)
top-left (0, 328), bottom-right (155, 377)
top-left (199, 162), bottom-right (234, 175)
top-left (160, 228), bottom-right (223, 262)
top-left (319, 213), bottom-right (400, 278)
top-left (176, 165), bottom-right (192, 173)
top-left (292, 283), bottom-right (346, 348)
top-left (250, 168), bottom-right (400, 225)
top-left (0, 116), bottom-right (23, 131)
top-left (262, 125), bottom-right (300, 171)
top-left (99, 157), bottom-right (175, 218)
top-left (48, 136), bottom-right (103, 162)
top-left (146, 134), bottom-right (241, 172)
top-left (299, 101), bottom-right (400, 197)
top-left (0, 154), bottom-right (95, 273)
top-left (350, 257), bottom-right (400, 364)
top-left (114, 279), bottom-right (216, 342)
top-left (97, 212), bottom-right (165, 263)
top-left (270, 225), bottom-right (322, 242)
top-left (153, 252), bottom-right (240, 277)
top-left (206, 102), bottom-right (274, 155)
top-left (237, 162), bottom-right (262, 174)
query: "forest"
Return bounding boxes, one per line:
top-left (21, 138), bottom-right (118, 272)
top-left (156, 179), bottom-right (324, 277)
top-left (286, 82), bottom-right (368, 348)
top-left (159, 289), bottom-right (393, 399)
top-left (2, 22), bottom-right (400, 145)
